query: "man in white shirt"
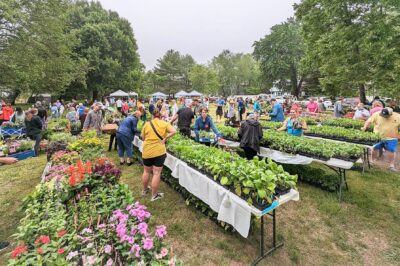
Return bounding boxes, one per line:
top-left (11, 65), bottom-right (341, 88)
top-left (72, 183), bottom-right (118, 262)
top-left (353, 103), bottom-right (370, 120)
top-left (116, 98), bottom-right (123, 113)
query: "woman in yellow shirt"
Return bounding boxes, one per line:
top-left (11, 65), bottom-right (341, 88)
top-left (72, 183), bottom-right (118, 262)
top-left (141, 109), bottom-right (176, 201)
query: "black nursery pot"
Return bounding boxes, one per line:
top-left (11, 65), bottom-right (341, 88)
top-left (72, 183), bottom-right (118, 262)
top-left (70, 130), bottom-right (81, 136)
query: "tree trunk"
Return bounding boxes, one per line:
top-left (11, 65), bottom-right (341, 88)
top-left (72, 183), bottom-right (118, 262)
top-left (296, 78), bottom-right (304, 98)
top-left (92, 88), bottom-right (98, 102)
top-left (10, 89), bottom-right (21, 105)
top-left (359, 84), bottom-right (367, 104)
top-left (290, 64), bottom-right (299, 97)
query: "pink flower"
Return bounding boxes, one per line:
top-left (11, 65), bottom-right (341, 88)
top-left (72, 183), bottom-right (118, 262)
top-left (130, 244), bottom-right (141, 258)
top-left (169, 257), bottom-right (176, 266)
top-left (106, 258), bottom-right (113, 266)
top-left (143, 238), bottom-right (153, 250)
top-left (104, 244), bottom-right (112, 254)
top-left (138, 222), bottom-right (148, 235)
top-left (86, 255), bottom-right (96, 265)
top-left (97, 224), bottom-right (106, 229)
top-left (155, 225), bottom-right (167, 238)
top-left (160, 248), bottom-right (168, 257)
top-left (66, 251), bottom-right (78, 260)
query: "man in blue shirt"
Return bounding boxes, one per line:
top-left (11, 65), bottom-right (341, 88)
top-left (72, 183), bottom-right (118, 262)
top-left (194, 107), bottom-right (221, 141)
top-left (116, 111), bottom-right (141, 165)
top-left (268, 99), bottom-right (285, 122)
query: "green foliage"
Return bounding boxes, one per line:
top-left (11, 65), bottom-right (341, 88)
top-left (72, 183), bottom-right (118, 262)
top-left (306, 125), bottom-right (381, 144)
top-left (295, 0), bottom-right (400, 100)
top-left (66, 1), bottom-right (142, 100)
top-left (253, 18), bottom-right (307, 97)
top-left (188, 64), bottom-right (220, 95)
top-left (211, 50), bottom-right (262, 96)
top-left (153, 49), bottom-right (195, 94)
top-left (168, 135), bottom-right (297, 205)
top-left (1, 0), bottom-right (86, 98)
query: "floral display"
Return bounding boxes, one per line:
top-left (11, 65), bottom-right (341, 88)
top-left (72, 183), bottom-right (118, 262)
top-left (9, 132), bottom-right (178, 266)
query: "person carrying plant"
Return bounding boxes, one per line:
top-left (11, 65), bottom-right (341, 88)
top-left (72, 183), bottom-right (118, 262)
top-left (277, 109), bottom-right (307, 136)
top-left (194, 107), bottom-right (222, 142)
top-left (141, 109), bottom-right (176, 201)
top-left (362, 107), bottom-right (400, 172)
top-left (116, 111), bottom-right (141, 166)
top-left (238, 113), bottom-right (263, 160)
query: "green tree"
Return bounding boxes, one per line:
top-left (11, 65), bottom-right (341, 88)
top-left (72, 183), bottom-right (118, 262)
top-left (253, 18), bottom-right (305, 97)
top-left (188, 64), bottom-right (220, 95)
top-left (211, 50), bottom-right (261, 96)
top-left (295, 0), bottom-right (400, 101)
top-left (153, 49), bottom-right (195, 95)
top-left (66, 1), bottom-right (141, 100)
top-left (0, 0), bottom-right (85, 102)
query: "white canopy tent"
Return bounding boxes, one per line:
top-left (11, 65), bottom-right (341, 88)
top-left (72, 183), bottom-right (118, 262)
top-left (188, 90), bottom-right (203, 97)
top-left (175, 90), bottom-right (189, 98)
top-left (151, 92), bottom-right (167, 98)
top-left (109, 90), bottom-right (129, 97)
top-left (127, 91), bottom-right (138, 97)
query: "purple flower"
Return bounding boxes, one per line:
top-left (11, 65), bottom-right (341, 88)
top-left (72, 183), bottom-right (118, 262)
top-left (138, 222), bottom-right (148, 235)
top-left (104, 244), bottom-right (112, 254)
top-left (106, 258), bottom-right (113, 266)
top-left (155, 225), bottom-right (167, 238)
top-left (143, 238), bottom-right (153, 250)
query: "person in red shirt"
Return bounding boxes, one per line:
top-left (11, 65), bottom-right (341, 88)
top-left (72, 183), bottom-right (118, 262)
top-left (122, 100), bottom-right (129, 117)
top-left (0, 103), bottom-right (13, 124)
top-left (306, 98), bottom-right (318, 113)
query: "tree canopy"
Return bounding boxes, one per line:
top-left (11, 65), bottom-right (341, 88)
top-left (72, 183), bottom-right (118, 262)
top-left (253, 18), bottom-right (306, 97)
top-left (295, 0), bottom-right (400, 101)
top-left (0, 0), bottom-right (142, 101)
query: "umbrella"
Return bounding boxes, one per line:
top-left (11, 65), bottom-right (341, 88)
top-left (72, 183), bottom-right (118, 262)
top-left (175, 90), bottom-right (189, 98)
top-left (188, 90), bottom-right (203, 97)
top-left (109, 90), bottom-right (129, 97)
top-left (151, 92), bottom-right (167, 97)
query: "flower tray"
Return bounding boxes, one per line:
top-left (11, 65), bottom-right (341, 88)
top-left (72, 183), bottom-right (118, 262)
top-left (8, 149), bottom-right (35, 160)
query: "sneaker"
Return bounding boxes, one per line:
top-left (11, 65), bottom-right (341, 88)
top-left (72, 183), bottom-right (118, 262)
top-left (141, 186), bottom-right (151, 196)
top-left (151, 193), bottom-right (164, 202)
top-left (0, 242), bottom-right (10, 252)
top-left (388, 166), bottom-right (398, 172)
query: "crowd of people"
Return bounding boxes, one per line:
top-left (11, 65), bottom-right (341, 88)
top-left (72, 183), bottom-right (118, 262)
top-left (0, 93), bottom-right (399, 203)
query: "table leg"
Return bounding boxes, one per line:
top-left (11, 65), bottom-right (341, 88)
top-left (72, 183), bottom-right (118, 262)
top-left (252, 210), bottom-right (284, 265)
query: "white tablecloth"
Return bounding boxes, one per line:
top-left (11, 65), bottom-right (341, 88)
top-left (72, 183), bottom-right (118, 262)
top-left (133, 136), bottom-right (300, 238)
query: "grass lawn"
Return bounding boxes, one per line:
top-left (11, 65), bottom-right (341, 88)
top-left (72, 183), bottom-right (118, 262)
top-left (0, 127), bottom-right (399, 265)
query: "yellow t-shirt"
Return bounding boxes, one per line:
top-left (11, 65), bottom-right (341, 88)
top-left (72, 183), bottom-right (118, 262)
top-left (367, 112), bottom-right (400, 140)
top-left (141, 118), bottom-right (173, 159)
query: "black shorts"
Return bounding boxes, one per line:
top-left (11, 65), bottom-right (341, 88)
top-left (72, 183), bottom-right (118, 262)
top-left (216, 107), bottom-right (223, 116)
top-left (142, 154), bottom-right (167, 167)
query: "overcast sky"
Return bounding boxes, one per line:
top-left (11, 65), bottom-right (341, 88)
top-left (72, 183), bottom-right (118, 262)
top-left (97, 0), bottom-right (300, 69)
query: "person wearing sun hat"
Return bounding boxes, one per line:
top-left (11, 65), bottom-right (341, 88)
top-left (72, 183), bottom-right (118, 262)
top-left (362, 107), bottom-right (400, 171)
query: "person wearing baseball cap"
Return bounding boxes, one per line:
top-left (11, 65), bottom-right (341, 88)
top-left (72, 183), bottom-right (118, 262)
top-left (362, 107), bottom-right (400, 171)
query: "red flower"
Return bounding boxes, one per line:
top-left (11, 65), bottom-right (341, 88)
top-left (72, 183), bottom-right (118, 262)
top-left (35, 235), bottom-right (50, 244)
top-left (57, 248), bottom-right (65, 254)
top-left (86, 161), bottom-right (92, 174)
top-left (11, 245), bottom-right (28, 258)
top-left (37, 248), bottom-right (43, 254)
top-left (68, 173), bottom-right (76, 186)
top-left (57, 230), bottom-right (66, 237)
